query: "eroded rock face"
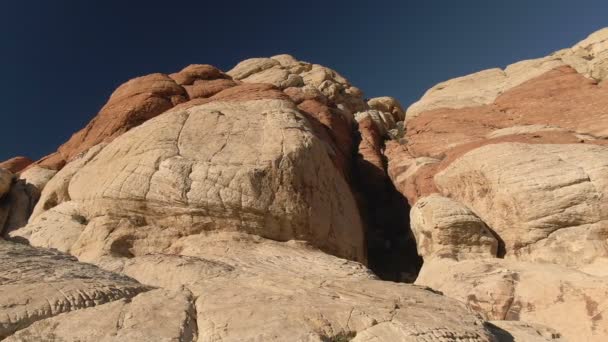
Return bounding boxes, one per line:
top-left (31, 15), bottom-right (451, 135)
top-left (5, 289), bottom-right (197, 342)
top-left (394, 28), bottom-right (608, 342)
top-left (95, 231), bottom-right (495, 341)
top-left (0, 240), bottom-right (149, 338)
top-left (0, 156), bottom-right (33, 173)
top-left (1, 54), bottom-right (512, 340)
top-left (23, 98), bottom-right (365, 263)
top-left (410, 194), bottom-right (497, 260)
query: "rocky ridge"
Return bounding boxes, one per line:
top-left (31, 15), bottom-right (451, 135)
top-left (1, 28), bottom-right (607, 341)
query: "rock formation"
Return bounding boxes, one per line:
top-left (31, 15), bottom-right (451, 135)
top-left (383, 28), bottom-right (608, 341)
top-left (2, 28), bottom-right (608, 341)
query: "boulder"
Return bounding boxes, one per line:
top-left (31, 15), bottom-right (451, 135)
top-left (95, 231), bottom-right (496, 341)
top-left (434, 142), bottom-right (608, 270)
top-left (410, 194), bottom-right (498, 260)
top-left (19, 98), bottom-right (366, 263)
top-left (367, 96), bottom-right (405, 121)
top-left (5, 289), bottom-right (197, 342)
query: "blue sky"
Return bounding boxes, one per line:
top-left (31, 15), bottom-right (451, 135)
top-left (1, 0), bottom-right (607, 161)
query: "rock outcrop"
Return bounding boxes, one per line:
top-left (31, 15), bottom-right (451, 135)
top-left (4, 28), bottom-right (608, 340)
top-left (0, 156), bottom-right (33, 173)
top-left (378, 28), bottom-right (608, 341)
top-left (0, 240), bottom-right (150, 338)
top-left (2, 55), bottom-right (503, 340)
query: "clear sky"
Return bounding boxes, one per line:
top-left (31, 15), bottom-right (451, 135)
top-left (1, 0), bottom-right (607, 161)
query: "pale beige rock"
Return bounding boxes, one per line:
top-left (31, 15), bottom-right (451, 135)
top-left (227, 57), bottom-right (280, 80)
top-left (410, 194), bottom-right (497, 260)
top-left (435, 142), bottom-right (608, 270)
top-left (485, 125), bottom-right (566, 139)
top-left (6, 289), bottom-right (197, 342)
top-left (11, 201), bottom-right (87, 252)
top-left (93, 231), bottom-right (496, 342)
top-left (30, 143), bottom-right (106, 221)
top-left (406, 28), bottom-right (608, 119)
top-left (230, 56), bottom-right (368, 116)
top-left (416, 258), bottom-right (608, 342)
top-left (487, 320), bottom-right (563, 341)
top-left (367, 96), bottom-right (405, 121)
top-left (0, 240), bottom-right (149, 338)
top-left (241, 67), bottom-right (304, 88)
top-left (18, 165), bottom-right (57, 191)
top-left (1, 166), bottom-right (59, 235)
top-left (21, 99), bottom-right (365, 262)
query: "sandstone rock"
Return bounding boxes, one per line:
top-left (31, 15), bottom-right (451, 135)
top-left (385, 141), bottom-right (440, 205)
top-left (0, 156), bottom-right (33, 173)
top-left (227, 57), bottom-right (281, 80)
top-left (169, 64), bottom-right (228, 85)
top-left (410, 194), bottom-right (497, 260)
top-left (355, 110), bottom-right (397, 138)
top-left (406, 29), bottom-right (608, 120)
top-left (230, 55), bottom-right (368, 115)
top-left (5, 289), bottom-right (197, 342)
top-left (22, 98), bottom-right (365, 263)
top-left (367, 96), bottom-right (405, 121)
top-left (486, 320), bottom-right (563, 341)
top-left (0, 240), bottom-right (149, 338)
top-left (19, 165), bottom-right (57, 191)
top-left (37, 73), bottom-right (188, 169)
top-left (96, 231), bottom-right (496, 341)
top-left (434, 142), bottom-right (608, 269)
top-left (416, 258), bottom-right (608, 342)
top-left (1, 166), bottom-right (57, 235)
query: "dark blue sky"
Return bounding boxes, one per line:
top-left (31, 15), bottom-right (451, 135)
top-left (1, 1), bottom-right (607, 161)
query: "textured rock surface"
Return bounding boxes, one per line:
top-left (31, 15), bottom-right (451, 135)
top-left (26, 98), bottom-right (365, 262)
top-left (387, 28), bottom-right (608, 342)
top-left (1, 166), bottom-right (58, 236)
top-left (92, 231), bottom-right (495, 341)
top-left (435, 142), bottom-right (608, 269)
top-left (410, 194), bottom-right (497, 260)
top-left (0, 156), bottom-right (33, 173)
top-left (417, 258), bottom-right (608, 342)
top-left (7, 31), bottom-right (608, 340)
top-left (486, 321), bottom-right (563, 341)
top-left (5, 289), bottom-right (197, 342)
top-left (0, 240), bottom-right (149, 338)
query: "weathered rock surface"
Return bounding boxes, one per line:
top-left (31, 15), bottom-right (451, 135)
top-left (410, 194), bottom-right (497, 260)
top-left (1, 166), bottom-right (58, 236)
top-left (23, 98), bottom-right (365, 263)
top-left (0, 240), bottom-right (149, 338)
top-left (93, 231), bottom-right (495, 341)
top-left (5, 289), bottom-right (197, 342)
top-left (416, 258), bottom-right (608, 342)
top-left (486, 321), bottom-right (563, 342)
top-left (394, 28), bottom-right (608, 342)
top-left (37, 73), bottom-right (189, 170)
top-left (435, 142), bottom-right (608, 268)
top-left (0, 156), bottom-right (33, 174)
top-left (8, 29), bottom-right (608, 340)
